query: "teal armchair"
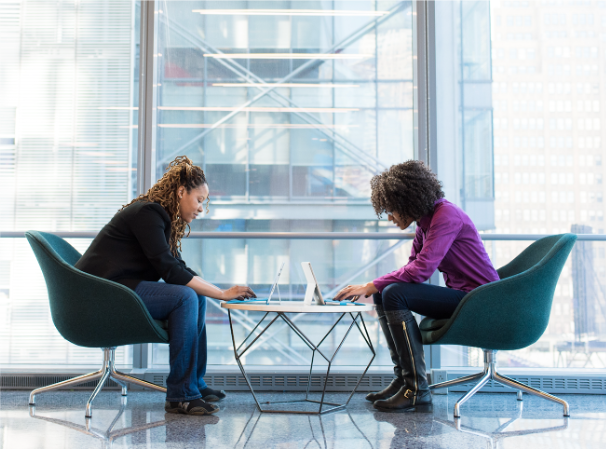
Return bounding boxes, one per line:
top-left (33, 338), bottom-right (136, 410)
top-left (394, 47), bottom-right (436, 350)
top-left (422, 234), bottom-right (577, 418)
top-left (25, 231), bottom-right (169, 418)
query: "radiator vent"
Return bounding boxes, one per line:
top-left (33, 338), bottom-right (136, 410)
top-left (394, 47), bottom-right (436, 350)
top-left (2, 371), bottom-right (604, 394)
top-left (0, 372), bottom-right (394, 392)
top-left (0, 375), bottom-right (121, 390)
top-left (443, 372), bottom-right (606, 394)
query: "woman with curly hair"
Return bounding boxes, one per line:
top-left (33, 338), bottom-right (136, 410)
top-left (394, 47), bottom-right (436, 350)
top-left (76, 156), bottom-right (255, 416)
top-left (334, 160), bottom-right (499, 412)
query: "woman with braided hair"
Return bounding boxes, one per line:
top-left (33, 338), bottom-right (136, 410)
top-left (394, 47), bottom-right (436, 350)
top-left (334, 160), bottom-right (499, 412)
top-left (76, 156), bottom-right (256, 415)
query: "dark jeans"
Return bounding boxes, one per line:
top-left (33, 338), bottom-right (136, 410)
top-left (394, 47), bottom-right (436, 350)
top-left (373, 282), bottom-right (467, 318)
top-left (135, 281), bottom-right (208, 402)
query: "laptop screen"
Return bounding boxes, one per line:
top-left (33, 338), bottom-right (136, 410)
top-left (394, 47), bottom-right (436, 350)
top-left (266, 261), bottom-right (286, 303)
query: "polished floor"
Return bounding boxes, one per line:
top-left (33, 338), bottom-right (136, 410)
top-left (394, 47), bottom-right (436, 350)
top-left (0, 390), bottom-right (604, 449)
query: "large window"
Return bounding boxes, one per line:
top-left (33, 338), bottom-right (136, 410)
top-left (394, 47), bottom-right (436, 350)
top-left (3, 0), bottom-right (602, 376)
top-left (150, 1), bottom-right (414, 368)
top-left (489, 0), bottom-right (606, 369)
top-left (436, 0), bottom-right (606, 369)
top-left (0, 1), bottom-right (415, 370)
top-left (0, 0), bottom-right (139, 367)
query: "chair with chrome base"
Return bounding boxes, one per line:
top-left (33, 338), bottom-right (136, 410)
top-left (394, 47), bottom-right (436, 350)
top-left (420, 234), bottom-right (577, 418)
top-left (25, 231), bottom-right (169, 418)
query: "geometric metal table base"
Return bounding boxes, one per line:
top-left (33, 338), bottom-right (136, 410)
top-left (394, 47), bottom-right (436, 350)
top-left (430, 349), bottom-right (570, 418)
top-left (28, 347), bottom-right (167, 418)
top-left (228, 310), bottom-right (375, 414)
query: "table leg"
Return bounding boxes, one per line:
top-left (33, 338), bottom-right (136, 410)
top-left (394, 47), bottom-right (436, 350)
top-left (228, 310), bottom-right (264, 411)
top-left (343, 313), bottom-right (376, 406)
top-left (230, 311), bottom-right (375, 414)
top-left (235, 312), bottom-right (270, 353)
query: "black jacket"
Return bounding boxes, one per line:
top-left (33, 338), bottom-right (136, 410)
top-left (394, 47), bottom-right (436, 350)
top-left (75, 201), bottom-right (197, 290)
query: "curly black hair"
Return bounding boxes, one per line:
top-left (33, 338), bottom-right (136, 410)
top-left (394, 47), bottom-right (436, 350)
top-left (370, 160), bottom-right (444, 220)
top-left (121, 156), bottom-right (209, 256)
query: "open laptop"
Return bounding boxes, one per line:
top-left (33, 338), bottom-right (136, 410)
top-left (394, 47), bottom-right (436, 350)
top-left (227, 261), bottom-right (285, 305)
top-left (301, 262), bottom-right (365, 306)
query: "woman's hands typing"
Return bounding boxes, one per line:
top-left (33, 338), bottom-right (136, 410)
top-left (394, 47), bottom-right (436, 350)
top-left (333, 282), bottom-right (378, 302)
top-left (186, 276), bottom-right (256, 300)
top-left (220, 285), bottom-right (257, 301)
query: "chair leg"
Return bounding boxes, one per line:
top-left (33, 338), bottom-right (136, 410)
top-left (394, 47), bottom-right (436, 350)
top-left (430, 371), bottom-right (486, 391)
top-left (107, 346), bottom-right (166, 394)
top-left (29, 347), bottom-right (166, 417)
top-left (110, 371), bottom-right (167, 394)
top-left (493, 372), bottom-right (570, 417)
top-left (453, 368), bottom-right (492, 418)
top-left (29, 370), bottom-right (103, 406)
top-left (85, 369), bottom-right (111, 418)
top-left (106, 347), bottom-right (128, 396)
top-left (434, 349), bottom-right (571, 419)
top-left (111, 377), bottom-right (128, 396)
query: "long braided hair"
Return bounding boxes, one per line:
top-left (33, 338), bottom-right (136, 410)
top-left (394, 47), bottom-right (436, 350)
top-left (121, 156), bottom-right (209, 255)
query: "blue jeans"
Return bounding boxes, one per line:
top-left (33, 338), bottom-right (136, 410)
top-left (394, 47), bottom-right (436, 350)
top-left (373, 282), bottom-right (467, 318)
top-left (135, 281), bottom-right (208, 402)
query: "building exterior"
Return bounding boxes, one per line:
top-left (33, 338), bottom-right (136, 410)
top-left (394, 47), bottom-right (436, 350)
top-left (490, 0), bottom-right (606, 365)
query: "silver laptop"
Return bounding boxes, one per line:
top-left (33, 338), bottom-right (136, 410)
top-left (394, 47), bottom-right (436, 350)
top-left (301, 262), bottom-right (326, 305)
top-left (301, 262), bottom-right (365, 306)
top-left (228, 261), bottom-right (285, 304)
top-left (266, 261), bottom-right (285, 303)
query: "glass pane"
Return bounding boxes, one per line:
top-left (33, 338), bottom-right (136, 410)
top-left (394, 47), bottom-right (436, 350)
top-left (151, 2), bottom-right (414, 367)
top-left (152, 235), bottom-right (413, 368)
top-left (436, 0), bottom-right (606, 369)
top-left (0, 1), bottom-right (139, 368)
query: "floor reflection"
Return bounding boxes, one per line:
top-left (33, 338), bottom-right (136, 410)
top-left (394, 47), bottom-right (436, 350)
top-left (372, 410), bottom-right (436, 448)
top-left (28, 397), bottom-right (167, 449)
top-left (163, 413), bottom-right (220, 448)
top-left (434, 402), bottom-right (569, 449)
top-left (1, 392), bottom-right (603, 448)
top-left (233, 408), bottom-right (374, 448)
top-left (233, 398), bottom-right (576, 449)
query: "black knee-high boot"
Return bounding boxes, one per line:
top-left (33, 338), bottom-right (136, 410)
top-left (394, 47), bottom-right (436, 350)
top-left (365, 305), bottom-right (404, 402)
top-left (373, 309), bottom-right (432, 412)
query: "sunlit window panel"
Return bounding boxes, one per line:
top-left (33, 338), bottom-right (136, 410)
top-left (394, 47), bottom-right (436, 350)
top-left (436, 0), bottom-right (606, 370)
top-left (0, 0), bottom-right (138, 367)
top-left (488, 0), bottom-right (606, 370)
top-left (151, 1), bottom-right (414, 367)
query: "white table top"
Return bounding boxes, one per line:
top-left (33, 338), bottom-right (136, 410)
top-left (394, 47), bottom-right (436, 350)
top-left (221, 301), bottom-right (375, 313)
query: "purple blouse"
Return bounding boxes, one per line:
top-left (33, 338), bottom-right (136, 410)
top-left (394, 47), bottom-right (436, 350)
top-left (373, 199), bottom-right (499, 293)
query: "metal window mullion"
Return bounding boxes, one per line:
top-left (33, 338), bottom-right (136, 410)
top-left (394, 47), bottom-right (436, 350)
top-left (134, 0), bottom-right (156, 370)
top-left (415, 1), bottom-right (441, 371)
top-left (413, 1), bottom-right (437, 167)
top-left (137, 0), bottom-right (156, 195)
top-left (425, 2), bottom-right (438, 173)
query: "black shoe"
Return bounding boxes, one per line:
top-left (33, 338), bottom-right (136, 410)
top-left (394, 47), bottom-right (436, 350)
top-left (165, 398), bottom-right (219, 415)
top-left (373, 387), bottom-right (433, 413)
top-left (365, 378), bottom-right (404, 402)
top-left (200, 387), bottom-right (226, 402)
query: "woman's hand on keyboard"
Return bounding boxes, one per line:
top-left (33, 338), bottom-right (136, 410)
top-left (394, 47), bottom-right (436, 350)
top-left (220, 286), bottom-right (257, 301)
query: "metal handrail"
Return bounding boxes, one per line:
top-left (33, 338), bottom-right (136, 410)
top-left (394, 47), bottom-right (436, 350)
top-left (2, 231), bottom-right (606, 241)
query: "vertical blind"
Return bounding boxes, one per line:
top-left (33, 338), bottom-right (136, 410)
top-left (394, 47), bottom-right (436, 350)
top-left (0, 0), bottom-right (137, 367)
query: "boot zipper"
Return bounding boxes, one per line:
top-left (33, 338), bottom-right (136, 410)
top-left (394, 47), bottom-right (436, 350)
top-left (402, 320), bottom-right (417, 405)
